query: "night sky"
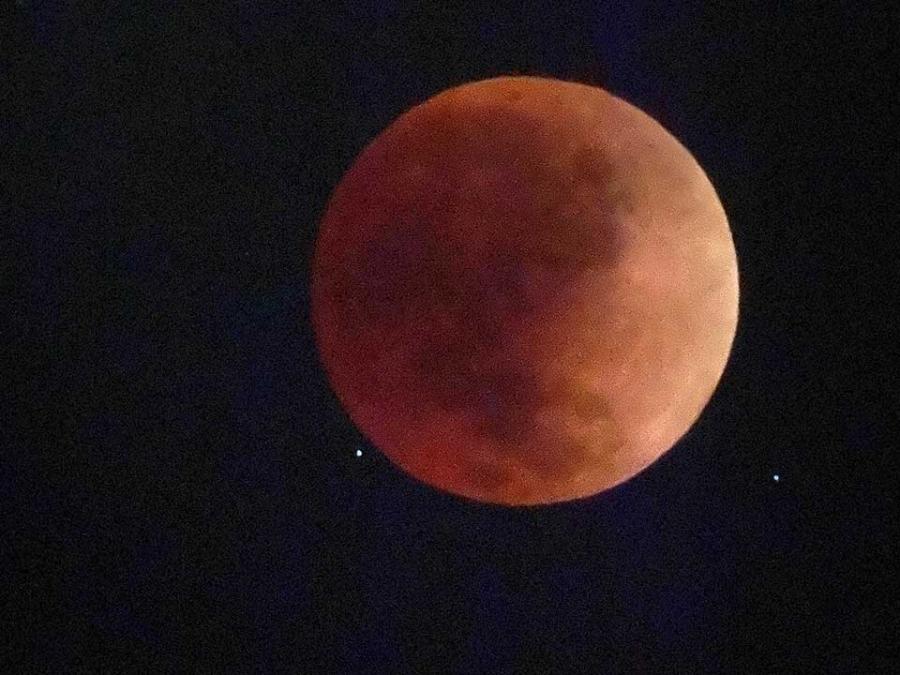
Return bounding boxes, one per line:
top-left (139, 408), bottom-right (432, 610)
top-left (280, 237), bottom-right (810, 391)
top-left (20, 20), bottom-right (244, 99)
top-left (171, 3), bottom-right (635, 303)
top-left (5, 1), bottom-right (896, 672)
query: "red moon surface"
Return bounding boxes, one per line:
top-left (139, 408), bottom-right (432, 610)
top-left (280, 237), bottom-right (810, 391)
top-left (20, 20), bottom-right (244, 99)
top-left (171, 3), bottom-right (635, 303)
top-left (311, 76), bottom-right (739, 505)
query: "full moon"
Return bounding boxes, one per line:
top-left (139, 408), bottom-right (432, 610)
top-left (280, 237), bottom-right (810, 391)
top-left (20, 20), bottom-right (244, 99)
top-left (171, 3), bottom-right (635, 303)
top-left (311, 76), bottom-right (739, 505)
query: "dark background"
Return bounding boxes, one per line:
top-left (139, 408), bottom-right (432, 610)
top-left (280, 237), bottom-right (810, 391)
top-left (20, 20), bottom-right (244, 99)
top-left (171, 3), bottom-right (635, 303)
top-left (4, 1), bottom-right (896, 671)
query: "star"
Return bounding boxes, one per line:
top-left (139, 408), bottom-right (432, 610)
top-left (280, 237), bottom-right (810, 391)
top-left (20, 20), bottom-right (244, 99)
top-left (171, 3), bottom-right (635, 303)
top-left (773, 474), bottom-right (780, 482)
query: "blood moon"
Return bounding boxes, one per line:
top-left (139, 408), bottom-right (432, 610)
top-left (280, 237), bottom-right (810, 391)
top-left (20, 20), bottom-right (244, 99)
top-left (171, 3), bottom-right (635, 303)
top-left (311, 76), bottom-right (739, 505)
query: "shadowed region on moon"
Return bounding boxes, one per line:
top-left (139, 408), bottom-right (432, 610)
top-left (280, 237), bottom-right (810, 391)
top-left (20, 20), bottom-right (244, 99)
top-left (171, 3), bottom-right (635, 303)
top-left (311, 76), bottom-right (739, 505)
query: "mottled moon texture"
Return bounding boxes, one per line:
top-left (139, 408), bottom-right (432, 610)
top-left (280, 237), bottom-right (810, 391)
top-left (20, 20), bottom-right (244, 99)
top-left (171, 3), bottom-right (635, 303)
top-left (311, 76), bottom-right (739, 505)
